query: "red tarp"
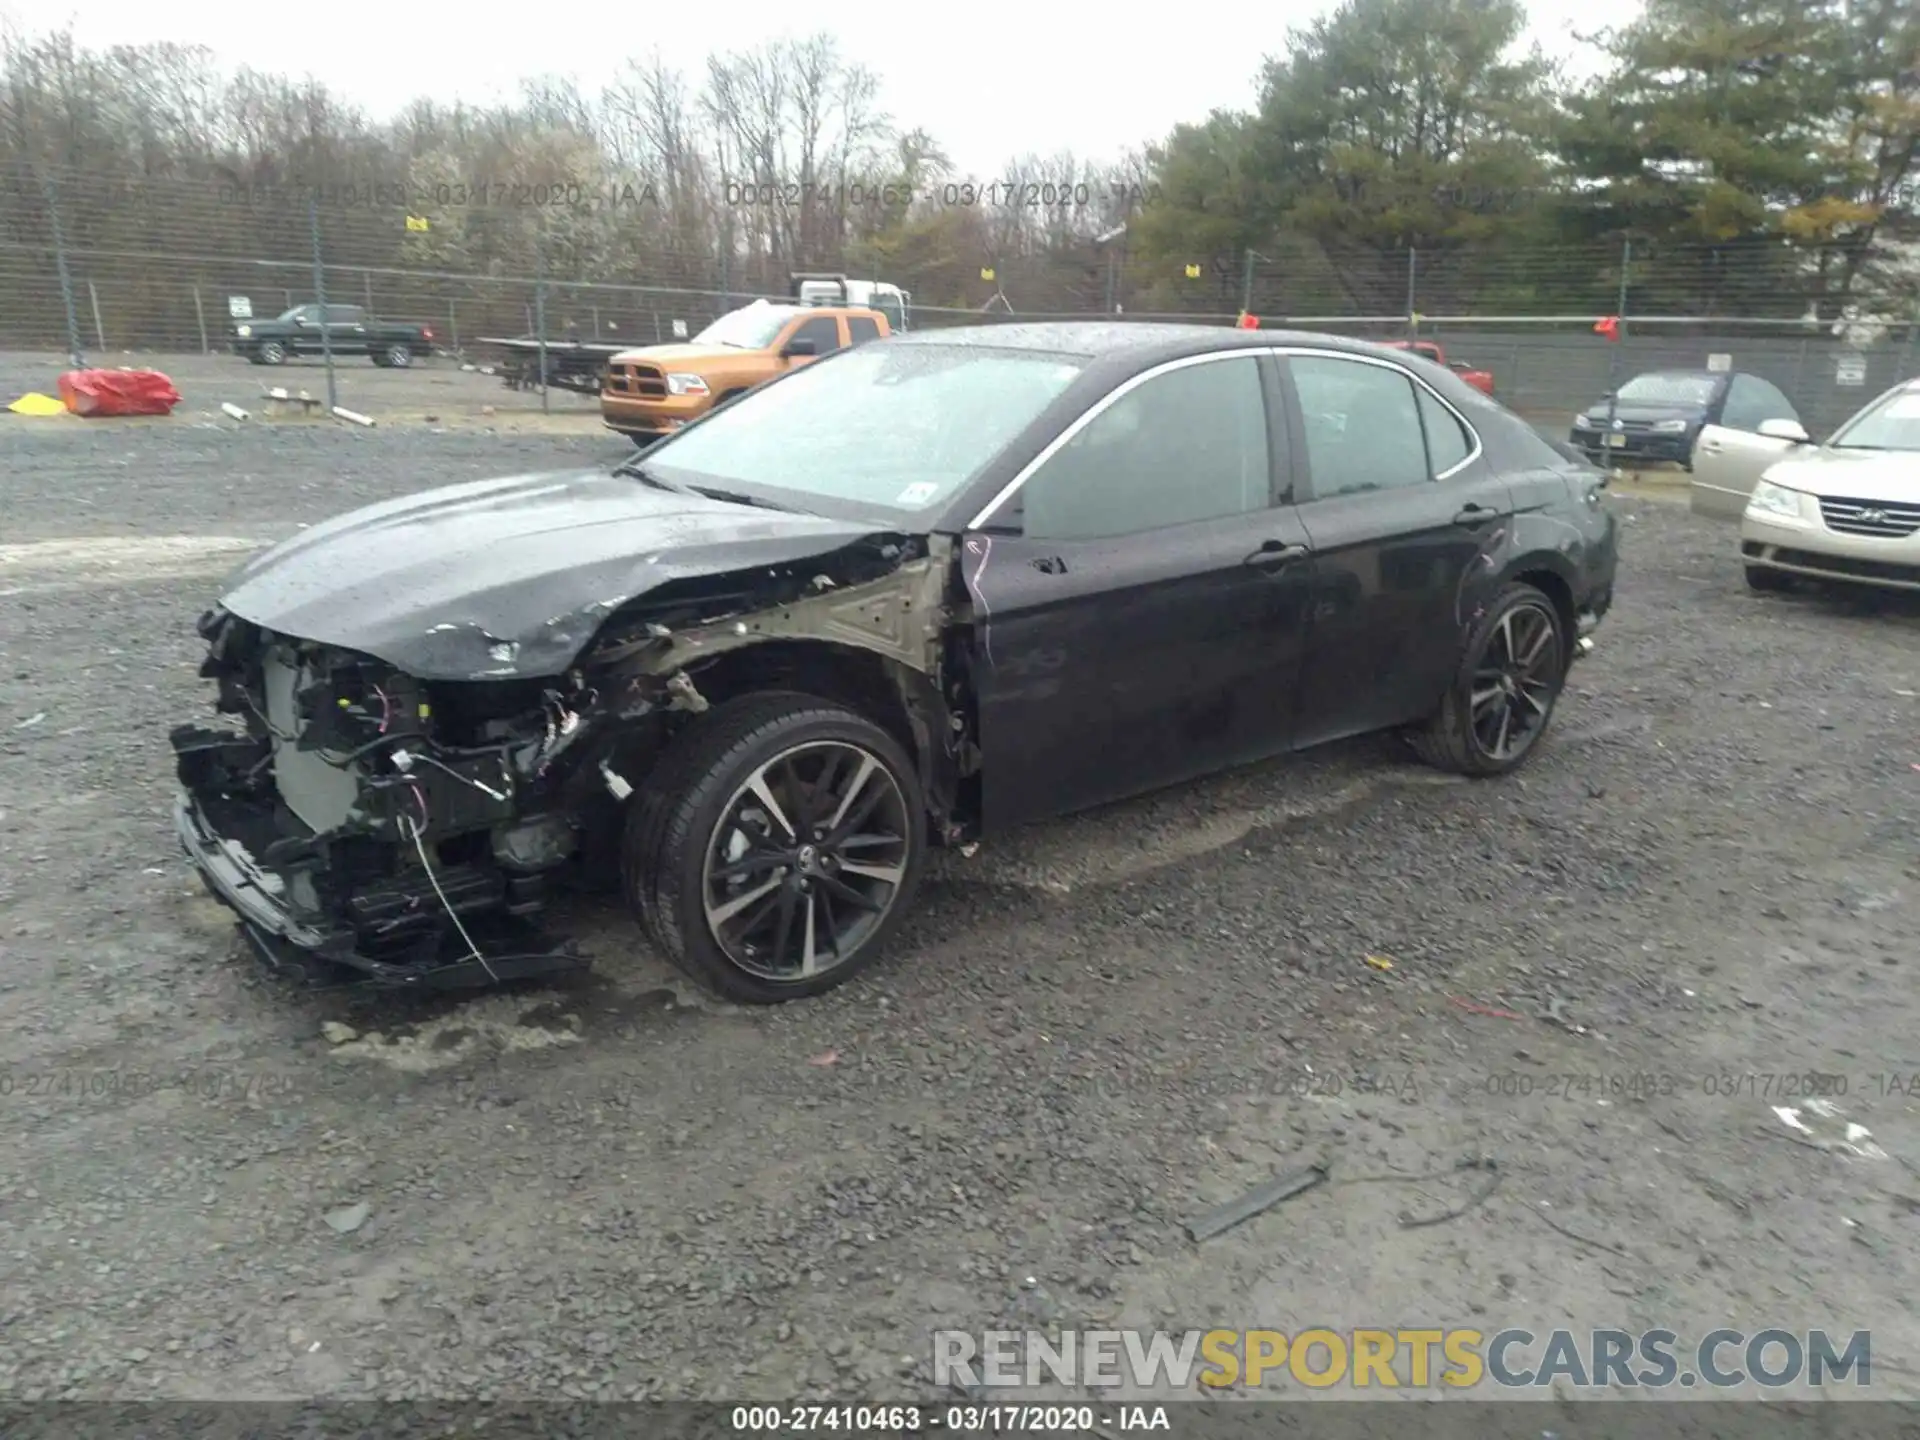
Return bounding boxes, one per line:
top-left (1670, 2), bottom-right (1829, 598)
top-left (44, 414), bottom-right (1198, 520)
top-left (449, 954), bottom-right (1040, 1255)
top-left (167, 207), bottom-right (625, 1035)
top-left (57, 369), bottom-right (182, 417)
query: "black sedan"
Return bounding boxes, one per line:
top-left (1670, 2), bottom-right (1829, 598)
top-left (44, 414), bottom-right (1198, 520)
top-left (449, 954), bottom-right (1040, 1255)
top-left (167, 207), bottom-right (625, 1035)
top-left (1569, 368), bottom-right (1780, 470)
top-left (171, 324), bottom-right (1620, 1003)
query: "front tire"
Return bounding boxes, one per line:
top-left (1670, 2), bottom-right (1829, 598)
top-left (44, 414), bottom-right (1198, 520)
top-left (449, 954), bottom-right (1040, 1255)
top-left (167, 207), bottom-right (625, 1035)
top-left (1745, 565), bottom-right (1789, 593)
top-left (256, 341), bottom-right (287, 366)
top-left (622, 693), bottom-right (926, 1003)
top-left (1408, 583), bottom-right (1567, 777)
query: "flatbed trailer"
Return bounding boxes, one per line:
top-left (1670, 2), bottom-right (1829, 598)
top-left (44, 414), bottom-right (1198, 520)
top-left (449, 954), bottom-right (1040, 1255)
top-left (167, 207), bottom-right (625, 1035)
top-left (474, 337), bottom-right (626, 395)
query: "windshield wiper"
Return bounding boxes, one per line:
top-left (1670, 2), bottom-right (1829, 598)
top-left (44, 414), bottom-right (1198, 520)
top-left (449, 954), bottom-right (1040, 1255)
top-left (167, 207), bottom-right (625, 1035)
top-left (616, 458), bottom-right (696, 494)
top-left (688, 484), bottom-right (795, 512)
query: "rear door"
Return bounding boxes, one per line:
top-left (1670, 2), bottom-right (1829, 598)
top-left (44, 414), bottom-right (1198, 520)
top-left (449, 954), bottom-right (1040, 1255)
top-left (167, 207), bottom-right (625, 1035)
top-left (1279, 350), bottom-right (1514, 746)
top-left (1691, 374), bottom-right (1807, 518)
top-left (322, 304), bottom-right (370, 353)
top-left (967, 351), bottom-right (1315, 828)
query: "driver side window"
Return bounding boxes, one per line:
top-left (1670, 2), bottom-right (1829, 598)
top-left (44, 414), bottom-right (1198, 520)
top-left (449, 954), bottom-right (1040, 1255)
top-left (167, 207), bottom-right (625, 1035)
top-left (1017, 356), bottom-right (1273, 542)
top-left (788, 316), bottom-right (843, 354)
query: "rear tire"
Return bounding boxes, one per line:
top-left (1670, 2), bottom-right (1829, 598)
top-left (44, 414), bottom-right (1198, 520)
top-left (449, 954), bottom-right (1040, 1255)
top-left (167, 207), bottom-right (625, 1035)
top-left (384, 344), bottom-right (413, 368)
top-left (1408, 583), bottom-right (1567, 778)
top-left (1746, 565), bottom-right (1789, 593)
top-left (622, 692), bottom-right (926, 1004)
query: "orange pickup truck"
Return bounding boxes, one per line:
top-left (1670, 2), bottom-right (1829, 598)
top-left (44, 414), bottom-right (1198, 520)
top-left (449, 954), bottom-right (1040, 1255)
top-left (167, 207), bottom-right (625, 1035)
top-left (1384, 339), bottom-right (1495, 396)
top-left (601, 299), bottom-right (891, 445)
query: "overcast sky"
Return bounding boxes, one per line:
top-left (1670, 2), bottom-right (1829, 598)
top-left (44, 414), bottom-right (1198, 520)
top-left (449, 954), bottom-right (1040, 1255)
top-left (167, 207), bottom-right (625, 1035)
top-left (0, 0), bottom-right (1646, 176)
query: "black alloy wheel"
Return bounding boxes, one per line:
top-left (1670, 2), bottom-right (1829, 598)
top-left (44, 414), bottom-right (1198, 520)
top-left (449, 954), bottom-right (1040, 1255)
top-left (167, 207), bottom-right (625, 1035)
top-left (1407, 582), bottom-right (1567, 777)
top-left (701, 738), bottom-right (913, 982)
top-left (622, 694), bottom-right (926, 1003)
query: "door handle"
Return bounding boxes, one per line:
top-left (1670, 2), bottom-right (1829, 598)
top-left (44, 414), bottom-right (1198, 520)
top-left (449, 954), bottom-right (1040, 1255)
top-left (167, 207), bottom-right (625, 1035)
top-left (1245, 540), bottom-right (1309, 569)
top-left (1452, 503), bottom-right (1495, 526)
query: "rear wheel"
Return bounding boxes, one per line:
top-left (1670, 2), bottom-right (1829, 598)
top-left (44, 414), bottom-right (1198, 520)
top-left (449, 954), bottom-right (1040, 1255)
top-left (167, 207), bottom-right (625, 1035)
top-left (383, 344), bottom-right (413, 368)
top-left (629, 433), bottom-right (657, 449)
top-left (622, 693), bottom-right (926, 1003)
top-left (1745, 564), bottom-right (1789, 593)
top-left (1408, 583), bottom-right (1566, 777)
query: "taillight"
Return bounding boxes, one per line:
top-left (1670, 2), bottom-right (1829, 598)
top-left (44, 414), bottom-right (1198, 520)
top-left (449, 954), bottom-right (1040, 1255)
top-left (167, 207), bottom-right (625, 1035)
top-left (422, 326), bottom-right (435, 342)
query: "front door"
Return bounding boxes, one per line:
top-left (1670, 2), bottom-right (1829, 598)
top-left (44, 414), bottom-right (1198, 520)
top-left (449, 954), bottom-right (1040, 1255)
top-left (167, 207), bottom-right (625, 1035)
top-left (968, 353), bottom-right (1315, 829)
top-left (1690, 373), bottom-right (1808, 518)
top-left (780, 314), bottom-right (844, 370)
top-left (1279, 352), bottom-right (1516, 746)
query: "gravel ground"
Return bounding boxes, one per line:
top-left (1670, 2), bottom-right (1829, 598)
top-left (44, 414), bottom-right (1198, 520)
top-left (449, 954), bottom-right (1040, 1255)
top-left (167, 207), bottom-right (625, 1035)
top-left (3, 418), bottom-right (1920, 1407)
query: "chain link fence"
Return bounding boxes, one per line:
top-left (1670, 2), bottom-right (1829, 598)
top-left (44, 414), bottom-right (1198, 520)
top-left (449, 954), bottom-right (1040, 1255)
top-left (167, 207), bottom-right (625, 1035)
top-left (3, 167), bottom-right (1917, 428)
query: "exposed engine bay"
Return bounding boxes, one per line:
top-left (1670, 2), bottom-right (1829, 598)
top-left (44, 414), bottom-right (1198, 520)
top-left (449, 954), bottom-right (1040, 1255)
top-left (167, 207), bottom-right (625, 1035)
top-left (171, 531), bottom-right (972, 989)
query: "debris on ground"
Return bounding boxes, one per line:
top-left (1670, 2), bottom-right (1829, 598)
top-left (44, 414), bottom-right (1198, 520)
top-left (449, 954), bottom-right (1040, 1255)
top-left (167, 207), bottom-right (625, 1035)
top-left (58, 369), bottom-right (181, 416)
top-left (1398, 1156), bottom-right (1502, 1228)
top-left (8, 392), bottom-right (66, 416)
top-left (323, 1202), bottom-right (370, 1235)
top-left (1363, 953), bottom-right (1394, 971)
top-left (1184, 1162), bottom-right (1329, 1242)
top-left (807, 1050), bottom-right (840, 1067)
top-left (321, 1021), bottom-right (359, 1045)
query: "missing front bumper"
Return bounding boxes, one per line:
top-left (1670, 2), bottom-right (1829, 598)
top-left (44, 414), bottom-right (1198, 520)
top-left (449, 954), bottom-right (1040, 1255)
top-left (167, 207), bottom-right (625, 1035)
top-left (171, 725), bottom-right (588, 990)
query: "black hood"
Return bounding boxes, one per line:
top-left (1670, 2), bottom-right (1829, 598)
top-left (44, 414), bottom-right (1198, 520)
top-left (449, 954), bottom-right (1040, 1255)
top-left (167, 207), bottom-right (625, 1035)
top-left (1581, 400), bottom-right (1708, 425)
top-left (216, 468), bottom-right (902, 680)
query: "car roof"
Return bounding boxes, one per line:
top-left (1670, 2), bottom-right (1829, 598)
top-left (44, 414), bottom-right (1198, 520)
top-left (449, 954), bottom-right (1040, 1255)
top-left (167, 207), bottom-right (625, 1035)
top-left (887, 321), bottom-right (1413, 365)
top-left (1625, 369), bottom-right (1725, 380)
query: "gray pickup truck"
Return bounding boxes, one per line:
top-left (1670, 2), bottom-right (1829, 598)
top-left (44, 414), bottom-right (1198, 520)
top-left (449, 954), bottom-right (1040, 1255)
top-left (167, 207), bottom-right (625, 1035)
top-left (231, 304), bottom-right (436, 367)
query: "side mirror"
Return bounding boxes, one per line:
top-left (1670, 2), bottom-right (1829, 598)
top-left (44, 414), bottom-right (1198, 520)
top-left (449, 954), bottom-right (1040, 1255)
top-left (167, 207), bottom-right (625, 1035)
top-left (1757, 418), bottom-right (1810, 444)
top-left (782, 338), bottom-right (817, 358)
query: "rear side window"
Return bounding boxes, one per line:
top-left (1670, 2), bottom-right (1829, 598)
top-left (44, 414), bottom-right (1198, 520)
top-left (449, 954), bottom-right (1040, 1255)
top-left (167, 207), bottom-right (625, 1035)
top-left (1416, 386), bottom-right (1474, 475)
top-left (1291, 356), bottom-right (1430, 497)
top-left (847, 315), bottom-right (882, 344)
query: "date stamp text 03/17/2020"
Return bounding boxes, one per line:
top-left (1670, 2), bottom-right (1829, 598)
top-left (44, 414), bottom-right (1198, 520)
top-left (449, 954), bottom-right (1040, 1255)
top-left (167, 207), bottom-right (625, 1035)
top-left (216, 179), bottom-right (1166, 211)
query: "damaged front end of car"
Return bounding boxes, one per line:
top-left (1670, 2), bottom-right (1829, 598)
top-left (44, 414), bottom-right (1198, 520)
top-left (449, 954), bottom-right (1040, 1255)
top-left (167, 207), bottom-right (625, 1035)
top-left (171, 529), bottom-right (962, 989)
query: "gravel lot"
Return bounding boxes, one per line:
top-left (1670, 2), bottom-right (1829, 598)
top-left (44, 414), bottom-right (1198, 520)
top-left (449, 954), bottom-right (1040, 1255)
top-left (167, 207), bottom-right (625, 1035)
top-left (3, 401), bottom-right (1920, 1407)
top-left (0, 347), bottom-right (603, 430)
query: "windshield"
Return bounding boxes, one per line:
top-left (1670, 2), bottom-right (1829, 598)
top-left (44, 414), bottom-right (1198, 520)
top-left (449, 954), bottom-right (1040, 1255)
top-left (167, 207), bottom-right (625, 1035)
top-left (1830, 385), bottom-right (1920, 452)
top-left (1616, 373), bottom-right (1717, 405)
top-left (642, 343), bottom-right (1087, 516)
top-left (694, 304), bottom-right (795, 350)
